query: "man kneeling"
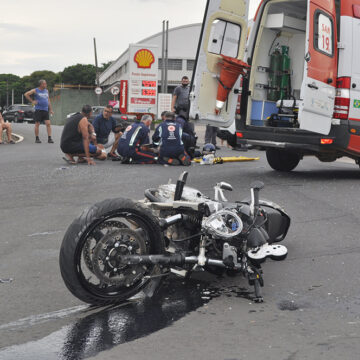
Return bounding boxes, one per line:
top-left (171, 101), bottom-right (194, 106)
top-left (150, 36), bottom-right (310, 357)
top-left (60, 105), bottom-right (106, 165)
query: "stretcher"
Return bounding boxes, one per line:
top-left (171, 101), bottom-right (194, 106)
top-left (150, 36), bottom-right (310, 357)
top-left (193, 156), bottom-right (259, 164)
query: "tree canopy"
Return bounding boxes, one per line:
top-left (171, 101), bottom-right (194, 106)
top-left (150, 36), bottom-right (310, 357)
top-left (0, 61), bottom-right (113, 108)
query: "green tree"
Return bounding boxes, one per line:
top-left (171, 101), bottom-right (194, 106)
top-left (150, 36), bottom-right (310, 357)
top-left (61, 64), bottom-right (97, 86)
top-left (22, 70), bottom-right (59, 92)
top-left (0, 74), bottom-right (24, 108)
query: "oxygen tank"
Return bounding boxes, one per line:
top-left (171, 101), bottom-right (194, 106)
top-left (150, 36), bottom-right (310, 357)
top-left (268, 45), bottom-right (281, 101)
top-left (280, 45), bottom-right (290, 99)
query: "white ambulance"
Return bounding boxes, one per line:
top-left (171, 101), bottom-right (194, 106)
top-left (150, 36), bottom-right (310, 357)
top-left (190, 0), bottom-right (360, 171)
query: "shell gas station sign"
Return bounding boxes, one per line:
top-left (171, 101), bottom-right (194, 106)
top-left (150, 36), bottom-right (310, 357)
top-left (127, 44), bottom-right (158, 114)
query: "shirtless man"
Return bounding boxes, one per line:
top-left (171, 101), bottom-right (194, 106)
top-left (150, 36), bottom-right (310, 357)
top-left (0, 113), bottom-right (15, 144)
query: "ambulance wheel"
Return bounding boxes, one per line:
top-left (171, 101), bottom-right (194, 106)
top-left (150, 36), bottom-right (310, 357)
top-left (266, 148), bottom-right (300, 172)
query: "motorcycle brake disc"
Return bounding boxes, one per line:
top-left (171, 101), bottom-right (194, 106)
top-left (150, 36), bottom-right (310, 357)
top-left (91, 228), bottom-right (147, 287)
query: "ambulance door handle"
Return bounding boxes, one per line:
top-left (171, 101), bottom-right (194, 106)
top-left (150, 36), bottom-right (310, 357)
top-left (307, 83), bottom-right (318, 90)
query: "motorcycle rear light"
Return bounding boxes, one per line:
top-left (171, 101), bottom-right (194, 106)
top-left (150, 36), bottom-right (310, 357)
top-left (18, 110), bottom-right (24, 113)
top-left (236, 132), bottom-right (243, 138)
top-left (320, 138), bottom-right (333, 145)
top-left (333, 77), bottom-right (350, 119)
top-left (121, 116), bottom-right (127, 120)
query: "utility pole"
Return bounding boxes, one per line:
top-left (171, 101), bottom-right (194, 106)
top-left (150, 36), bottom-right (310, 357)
top-left (161, 21), bottom-right (165, 93)
top-left (93, 37), bottom-right (100, 105)
top-left (165, 20), bottom-right (169, 93)
top-left (6, 80), bottom-right (9, 108)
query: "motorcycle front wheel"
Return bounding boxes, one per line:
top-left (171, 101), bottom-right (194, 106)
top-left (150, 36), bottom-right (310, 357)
top-left (59, 198), bottom-right (165, 306)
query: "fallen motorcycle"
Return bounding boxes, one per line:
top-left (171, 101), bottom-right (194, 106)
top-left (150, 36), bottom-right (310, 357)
top-left (59, 172), bottom-right (290, 304)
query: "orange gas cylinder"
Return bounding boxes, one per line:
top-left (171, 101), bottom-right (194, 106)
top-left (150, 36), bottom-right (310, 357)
top-left (215, 55), bottom-right (250, 114)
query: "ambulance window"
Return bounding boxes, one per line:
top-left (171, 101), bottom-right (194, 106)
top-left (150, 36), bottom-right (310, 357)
top-left (208, 19), bottom-right (241, 58)
top-left (314, 11), bottom-right (334, 57)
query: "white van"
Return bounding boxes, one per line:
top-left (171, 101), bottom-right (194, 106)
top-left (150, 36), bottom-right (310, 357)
top-left (190, 0), bottom-right (360, 171)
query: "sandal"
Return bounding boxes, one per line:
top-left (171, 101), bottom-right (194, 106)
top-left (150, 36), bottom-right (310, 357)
top-left (8, 140), bottom-right (15, 144)
top-left (62, 156), bottom-right (77, 165)
top-left (107, 152), bottom-right (120, 160)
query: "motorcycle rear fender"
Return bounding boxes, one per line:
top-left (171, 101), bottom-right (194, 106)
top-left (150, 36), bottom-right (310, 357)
top-left (261, 205), bottom-right (290, 244)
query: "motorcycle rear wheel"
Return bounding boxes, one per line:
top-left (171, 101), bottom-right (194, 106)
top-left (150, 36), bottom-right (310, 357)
top-left (59, 198), bottom-right (165, 305)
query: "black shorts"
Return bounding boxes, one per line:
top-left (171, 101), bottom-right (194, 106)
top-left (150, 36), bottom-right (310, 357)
top-left (61, 142), bottom-right (97, 155)
top-left (34, 110), bottom-right (49, 123)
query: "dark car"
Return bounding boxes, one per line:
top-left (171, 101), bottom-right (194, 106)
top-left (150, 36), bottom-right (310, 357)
top-left (2, 104), bottom-right (35, 123)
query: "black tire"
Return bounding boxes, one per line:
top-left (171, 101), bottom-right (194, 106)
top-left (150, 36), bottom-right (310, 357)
top-left (14, 114), bottom-right (18, 123)
top-left (59, 197), bottom-right (165, 306)
top-left (266, 148), bottom-right (300, 172)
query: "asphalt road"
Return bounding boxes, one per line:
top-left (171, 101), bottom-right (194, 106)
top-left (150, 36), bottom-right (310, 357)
top-left (1, 123), bottom-right (360, 360)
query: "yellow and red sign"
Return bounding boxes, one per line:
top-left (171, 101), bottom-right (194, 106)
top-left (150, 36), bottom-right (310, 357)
top-left (134, 48), bottom-right (155, 69)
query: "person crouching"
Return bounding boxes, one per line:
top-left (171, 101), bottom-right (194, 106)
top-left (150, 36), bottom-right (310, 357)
top-left (60, 105), bottom-right (107, 165)
top-left (152, 111), bottom-right (191, 166)
top-left (117, 114), bottom-right (157, 164)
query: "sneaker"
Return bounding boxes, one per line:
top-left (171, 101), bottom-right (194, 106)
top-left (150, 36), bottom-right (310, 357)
top-left (48, 138), bottom-right (54, 144)
top-left (162, 157), bottom-right (180, 165)
top-left (35, 138), bottom-right (41, 143)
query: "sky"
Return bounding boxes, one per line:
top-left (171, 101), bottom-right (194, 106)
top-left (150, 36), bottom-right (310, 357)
top-left (0, 0), bottom-right (261, 77)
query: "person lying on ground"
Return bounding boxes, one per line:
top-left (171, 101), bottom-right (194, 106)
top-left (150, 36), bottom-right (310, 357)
top-left (60, 105), bottom-right (106, 165)
top-left (0, 113), bottom-right (15, 144)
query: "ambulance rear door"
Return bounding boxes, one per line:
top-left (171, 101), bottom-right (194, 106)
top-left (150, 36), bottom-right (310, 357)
top-left (340, 2), bottom-right (360, 122)
top-left (189, 0), bottom-right (249, 128)
top-left (298, 0), bottom-right (337, 135)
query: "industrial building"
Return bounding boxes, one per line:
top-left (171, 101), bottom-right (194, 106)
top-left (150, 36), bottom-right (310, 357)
top-left (98, 23), bottom-right (201, 94)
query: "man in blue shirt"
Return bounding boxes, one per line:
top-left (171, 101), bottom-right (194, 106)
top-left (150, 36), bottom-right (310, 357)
top-left (92, 105), bottom-right (122, 158)
top-left (117, 114), bottom-right (157, 164)
top-left (24, 79), bottom-right (54, 144)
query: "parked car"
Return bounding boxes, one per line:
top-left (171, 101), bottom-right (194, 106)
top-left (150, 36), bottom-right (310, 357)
top-left (66, 106), bottom-right (137, 131)
top-left (2, 104), bottom-right (35, 123)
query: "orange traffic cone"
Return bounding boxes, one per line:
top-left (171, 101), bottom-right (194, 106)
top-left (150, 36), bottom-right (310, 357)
top-left (215, 55), bottom-right (250, 114)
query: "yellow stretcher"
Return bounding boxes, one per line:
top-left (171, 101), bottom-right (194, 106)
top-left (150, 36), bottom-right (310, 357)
top-left (193, 156), bottom-right (259, 164)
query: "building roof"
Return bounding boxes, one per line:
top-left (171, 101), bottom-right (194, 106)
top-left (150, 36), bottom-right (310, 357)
top-left (99, 23), bottom-right (201, 85)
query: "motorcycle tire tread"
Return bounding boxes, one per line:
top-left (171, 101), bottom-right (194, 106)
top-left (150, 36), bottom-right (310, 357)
top-left (59, 197), bottom-right (165, 306)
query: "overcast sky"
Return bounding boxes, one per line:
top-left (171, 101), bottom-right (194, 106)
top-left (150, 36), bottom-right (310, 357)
top-left (0, 0), bottom-right (261, 77)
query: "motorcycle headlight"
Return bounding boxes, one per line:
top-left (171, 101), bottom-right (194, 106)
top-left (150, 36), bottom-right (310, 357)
top-left (202, 210), bottom-right (243, 239)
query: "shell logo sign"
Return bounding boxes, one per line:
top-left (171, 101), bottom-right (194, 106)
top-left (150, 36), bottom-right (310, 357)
top-left (134, 48), bottom-right (155, 69)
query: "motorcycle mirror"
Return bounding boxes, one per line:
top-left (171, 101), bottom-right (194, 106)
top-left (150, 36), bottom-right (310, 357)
top-left (219, 182), bottom-right (233, 191)
top-left (250, 181), bottom-right (264, 190)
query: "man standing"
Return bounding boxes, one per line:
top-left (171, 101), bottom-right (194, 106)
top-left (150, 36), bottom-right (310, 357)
top-left (24, 79), bottom-right (54, 144)
top-left (117, 115), bottom-right (156, 164)
top-left (60, 105), bottom-right (106, 165)
top-left (171, 76), bottom-right (190, 114)
top-left (92, 105), bottom-right (122, 158)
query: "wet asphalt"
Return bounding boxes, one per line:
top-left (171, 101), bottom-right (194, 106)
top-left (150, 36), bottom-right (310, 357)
top-left (1, 123), bottom-right (360, 359)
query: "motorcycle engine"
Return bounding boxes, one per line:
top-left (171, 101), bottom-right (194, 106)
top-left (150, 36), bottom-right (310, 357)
top-left (202, 209), bottom-right (243, 240)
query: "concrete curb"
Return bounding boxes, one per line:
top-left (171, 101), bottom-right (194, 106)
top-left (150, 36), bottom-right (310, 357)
top-left (12, 133), bottom-right (24, 143)
top-left (1, 131), bottom-right (24, 144)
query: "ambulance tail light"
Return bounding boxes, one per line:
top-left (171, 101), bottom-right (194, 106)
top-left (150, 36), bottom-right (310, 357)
top-left (333, 77), bottom-right (350, 120)
top-left (320, 138), bottom-right (333, 145)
